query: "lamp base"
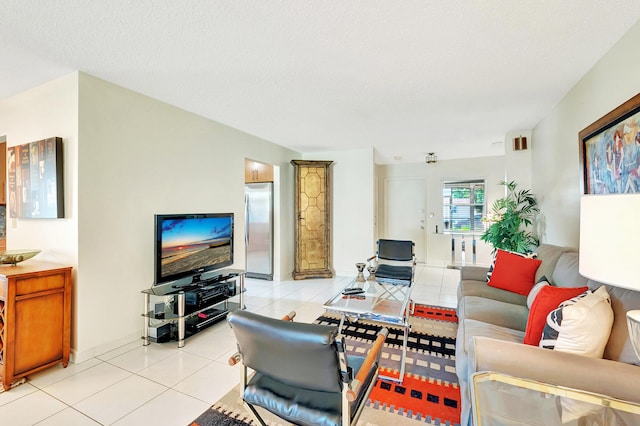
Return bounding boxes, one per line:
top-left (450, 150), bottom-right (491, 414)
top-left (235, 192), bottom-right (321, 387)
top-left (626, 310), bottom-right (640, 361)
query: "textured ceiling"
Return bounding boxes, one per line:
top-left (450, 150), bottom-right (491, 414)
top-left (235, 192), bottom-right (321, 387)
top-left (1, 1), bottom-right (640, 164)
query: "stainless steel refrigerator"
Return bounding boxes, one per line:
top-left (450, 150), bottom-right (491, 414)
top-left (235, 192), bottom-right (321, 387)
top-left (244, 182), bottom-right (274, 280)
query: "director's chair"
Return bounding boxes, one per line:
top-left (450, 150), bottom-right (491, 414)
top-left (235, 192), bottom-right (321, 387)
top-left (227, 309), bottom-right (388, 426)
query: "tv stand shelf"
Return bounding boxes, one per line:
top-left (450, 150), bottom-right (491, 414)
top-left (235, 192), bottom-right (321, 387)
top-left (141, 269), bottom-right (245, 347)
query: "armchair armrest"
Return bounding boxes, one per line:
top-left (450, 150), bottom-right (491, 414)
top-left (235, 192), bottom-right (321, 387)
top-left (346, 327), bottom-right (388, 402)
top-left (460, 265), bottom-right (489, 282)
top-left (470, 336), bottom-right (640, 404)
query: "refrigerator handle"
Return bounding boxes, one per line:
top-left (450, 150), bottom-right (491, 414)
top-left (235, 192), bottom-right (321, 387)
top-left (244, 191), bottom-right (250, 244)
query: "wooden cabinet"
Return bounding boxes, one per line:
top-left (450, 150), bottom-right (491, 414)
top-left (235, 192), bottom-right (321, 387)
top-left (0, 261), bottom-right (72, 390)
top-left (244, 159), bottom-right (274, 183)
top-left (291, 160), bottom-right (333, 279)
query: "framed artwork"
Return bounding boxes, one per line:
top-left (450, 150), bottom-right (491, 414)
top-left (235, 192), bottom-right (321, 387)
top-left (7, 137), bottom-right (64, 218)
top-left (580, 92), bottom-right (640, 194)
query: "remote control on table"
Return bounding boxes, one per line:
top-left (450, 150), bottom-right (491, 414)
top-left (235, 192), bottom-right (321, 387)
top-left (342, 287), bottom-right (365, 295)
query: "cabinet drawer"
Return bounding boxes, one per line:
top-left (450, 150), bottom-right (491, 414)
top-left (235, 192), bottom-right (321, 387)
top-left (15, 272), bottom-right (67, 296)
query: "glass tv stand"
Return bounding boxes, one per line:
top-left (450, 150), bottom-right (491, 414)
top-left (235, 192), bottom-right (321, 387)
top-left (141, 269), bottom-right (245, 348)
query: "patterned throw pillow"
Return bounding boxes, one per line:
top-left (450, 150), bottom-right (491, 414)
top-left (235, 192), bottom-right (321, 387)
top-left (523, 284), bottom-right (589, 346)
top-left (539, 288), bottom-right (615, 423)
top-left (540, 286), bottom-right (614, 358)
top-left (539, 289), bottom-right (591, 349)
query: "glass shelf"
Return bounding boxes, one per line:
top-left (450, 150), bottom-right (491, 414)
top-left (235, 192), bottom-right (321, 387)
top-left (141, 269), bottom-right (244, 348)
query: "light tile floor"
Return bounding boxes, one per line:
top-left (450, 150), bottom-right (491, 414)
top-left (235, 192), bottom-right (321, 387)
top-left (0, 264), bottom-right (460, 426)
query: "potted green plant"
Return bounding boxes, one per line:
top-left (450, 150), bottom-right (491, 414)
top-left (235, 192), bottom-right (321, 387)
top-left (481, 180), bottom-right (539, 254)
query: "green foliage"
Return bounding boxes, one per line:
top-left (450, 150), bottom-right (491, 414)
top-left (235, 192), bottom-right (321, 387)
top-left (480, 181), bottom-right (539, 254)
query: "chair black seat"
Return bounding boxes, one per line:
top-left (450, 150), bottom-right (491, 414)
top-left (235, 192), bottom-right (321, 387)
top-left (244, 355), bottom-right (372, 426)
top-left (375, 264), bottom-right (413, 282)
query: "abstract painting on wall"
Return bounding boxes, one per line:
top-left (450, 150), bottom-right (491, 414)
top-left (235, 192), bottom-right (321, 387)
top-left (7, 137), bottom-right (64, 218)
top-left (580, 93), bottom-right (640, 195)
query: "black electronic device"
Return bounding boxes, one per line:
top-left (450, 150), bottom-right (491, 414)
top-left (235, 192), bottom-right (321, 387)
top-left (154, 302), bottom-right (165, 319)
top-left (173, 279), bottom-right (236, 314)
top-left (148, 323), bottom-right (171, 342)
top-left (185, 307), bottom-right (229, 334)
top-left (342, 287), bottom-right (365, 295)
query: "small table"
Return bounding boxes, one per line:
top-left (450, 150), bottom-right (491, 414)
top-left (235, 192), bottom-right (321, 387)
top-left (473, 372), bottom-right (640, 425)
top-left (323, 277), bottom-right (414, 383)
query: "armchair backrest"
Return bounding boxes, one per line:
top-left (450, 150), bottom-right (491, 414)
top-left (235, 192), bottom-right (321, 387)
top-left (377, 239), bottom-right (414, 262)
top-left (228, 310), bottom-right (343, 393)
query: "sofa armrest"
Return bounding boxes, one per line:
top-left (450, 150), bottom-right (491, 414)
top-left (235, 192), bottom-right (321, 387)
top-left (460, 265), bottom-right (489, 282)
top-left (470, 336), bottom-right (640, 404)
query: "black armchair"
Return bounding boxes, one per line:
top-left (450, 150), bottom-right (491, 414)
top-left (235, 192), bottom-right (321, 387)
top-left (367, 239), bottom-right (416, 284)
top-left (227, 309), bottom-right (388, 426)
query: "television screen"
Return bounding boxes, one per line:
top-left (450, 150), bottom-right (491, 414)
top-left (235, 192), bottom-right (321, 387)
top-left (154, 213), bottom-right (234, 286)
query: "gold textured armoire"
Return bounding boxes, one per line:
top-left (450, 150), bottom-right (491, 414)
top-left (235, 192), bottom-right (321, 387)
top-left (291, 160), bottom-right (333, 279)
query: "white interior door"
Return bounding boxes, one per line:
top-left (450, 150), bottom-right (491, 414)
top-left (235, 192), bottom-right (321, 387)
top-left (384, 177), bottom-right (426, 263)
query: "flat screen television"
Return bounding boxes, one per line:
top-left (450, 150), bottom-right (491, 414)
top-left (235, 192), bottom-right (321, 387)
top-left (154, 213), bottom-right (234, 286)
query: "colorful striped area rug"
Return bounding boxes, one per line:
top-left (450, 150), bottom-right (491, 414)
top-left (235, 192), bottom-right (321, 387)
top-left (191, 303), bottom-right (459, 426)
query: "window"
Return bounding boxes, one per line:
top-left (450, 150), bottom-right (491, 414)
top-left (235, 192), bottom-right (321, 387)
top-left (442, 180), bottom-right (485, 232)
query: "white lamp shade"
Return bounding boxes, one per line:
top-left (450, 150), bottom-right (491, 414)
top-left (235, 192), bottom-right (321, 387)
top-left (579, 194), bottom-right (640, 291)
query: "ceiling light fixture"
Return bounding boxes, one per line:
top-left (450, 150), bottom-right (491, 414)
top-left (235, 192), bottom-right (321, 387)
top-left (425, 152), bottom-right (437, 164)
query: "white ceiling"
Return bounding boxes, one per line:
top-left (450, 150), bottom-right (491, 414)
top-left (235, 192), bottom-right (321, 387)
top-left (1, 1), bottom-right (639, 164)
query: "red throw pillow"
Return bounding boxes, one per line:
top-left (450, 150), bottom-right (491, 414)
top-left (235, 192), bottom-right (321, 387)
top-left (487, 250), bottom-right (542, 296)
top-left (523, 285), bottom-right (589, 346)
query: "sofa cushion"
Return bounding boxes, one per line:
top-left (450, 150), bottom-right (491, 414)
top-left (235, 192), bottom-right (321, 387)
top-left (458, 296), bottom-right (529, 331)
top-left (596, 283), bottom-right (640, 365)
top-left (523, 284), bottom-right (588, 346)
top-left (541, 286), bottom-right (613, 358)
top-left (487, 250), bottom-right (542, 296)
top-left (534, 244), bottom-right (572, 284)
top-left (551, 252), bottom-right (588, 288)
top-left (457, 279), bottom-right (528, 306)
top-left (455, 319), bottom-right (525, 426)
top-left (456, 318), bottom-right (525, 382)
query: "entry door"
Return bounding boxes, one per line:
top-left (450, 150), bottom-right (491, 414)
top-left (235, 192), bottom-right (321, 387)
top-left (384, 177), bottom-right (426, 263)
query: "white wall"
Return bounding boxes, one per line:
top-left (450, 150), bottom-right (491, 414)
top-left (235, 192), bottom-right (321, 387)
top-left (532, 21), bottom-right (640, 248)
top-left (74, 73), bottom-right (300, 360)
top-left (0, 72), bottom-right (301, 362)
top-left (0, 73), bottom-right (79, 266)
top-left (377, 156), bottom-right (507, 267)
top-left (304, 148), bottom-right (376, 276)
top-left (505, 129), bottom-right (532, 190)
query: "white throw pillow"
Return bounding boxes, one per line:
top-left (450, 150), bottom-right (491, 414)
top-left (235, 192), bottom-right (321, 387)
top-left (552, 286), bottom-right (613, 358)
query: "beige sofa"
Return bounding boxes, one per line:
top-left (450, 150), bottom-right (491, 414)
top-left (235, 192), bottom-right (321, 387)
top-left (456, 244), bottom-right (640, 426)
